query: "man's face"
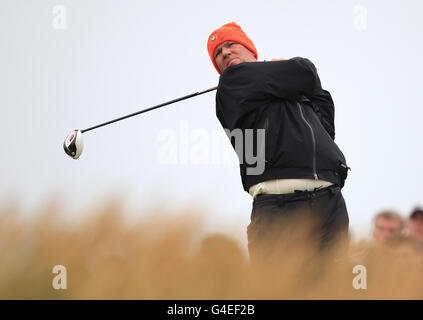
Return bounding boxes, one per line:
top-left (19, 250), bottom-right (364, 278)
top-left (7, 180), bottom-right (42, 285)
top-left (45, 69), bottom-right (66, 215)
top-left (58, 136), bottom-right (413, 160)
top-left (214, 41), bottom-right (257, 73)
top-left (373, 217), bottom-right (402, 243)
top-left (408, 214), bottom-right (423, 242)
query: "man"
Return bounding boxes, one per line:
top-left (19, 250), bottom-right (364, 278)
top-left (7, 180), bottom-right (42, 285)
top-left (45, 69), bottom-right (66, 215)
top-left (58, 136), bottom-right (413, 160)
top-left (349, 211), bottom-right (403, 264)
top-left (372, 210), bottom-right (404, 244)
top-left (406, 207), bottom-right (423, 249)
top-left (207, 22), bottom-right (350, 262)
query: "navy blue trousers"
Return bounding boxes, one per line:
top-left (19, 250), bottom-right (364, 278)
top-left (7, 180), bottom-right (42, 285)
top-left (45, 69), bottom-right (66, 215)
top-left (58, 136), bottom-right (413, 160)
top-left (247, 185), bottom-right (349, 263)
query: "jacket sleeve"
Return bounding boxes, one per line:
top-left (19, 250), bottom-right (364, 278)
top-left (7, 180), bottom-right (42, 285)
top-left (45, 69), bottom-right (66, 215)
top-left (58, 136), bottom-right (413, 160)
top-left (218, 57), bottom-right (319, 106)
top-left (216, 57), bottom-right (336, 138)
top-left (216, 57), bottom-right (319, 130)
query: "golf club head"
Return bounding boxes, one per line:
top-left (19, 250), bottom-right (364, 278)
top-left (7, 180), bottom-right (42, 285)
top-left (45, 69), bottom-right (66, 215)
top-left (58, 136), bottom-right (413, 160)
top-left (63, 130), bottom-right (83, 160)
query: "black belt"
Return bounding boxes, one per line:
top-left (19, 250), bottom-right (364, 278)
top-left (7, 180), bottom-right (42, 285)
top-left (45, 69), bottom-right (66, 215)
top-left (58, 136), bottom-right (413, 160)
top-left (254, 184), bottom-right (340, 204)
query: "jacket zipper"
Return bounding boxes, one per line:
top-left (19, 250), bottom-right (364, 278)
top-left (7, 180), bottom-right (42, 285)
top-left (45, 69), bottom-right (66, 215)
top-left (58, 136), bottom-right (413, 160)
top-left (297, 102), bottom-right (318, 180)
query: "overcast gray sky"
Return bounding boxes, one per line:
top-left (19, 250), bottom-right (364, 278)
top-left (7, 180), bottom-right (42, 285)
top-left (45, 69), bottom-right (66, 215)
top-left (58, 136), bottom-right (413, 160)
top-left (1, 0), bottom-right (422, 243)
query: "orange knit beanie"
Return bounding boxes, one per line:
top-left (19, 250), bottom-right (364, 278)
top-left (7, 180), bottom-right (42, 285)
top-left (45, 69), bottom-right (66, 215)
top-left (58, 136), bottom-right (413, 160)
top-left (207, 22), bottom-right (258, 74)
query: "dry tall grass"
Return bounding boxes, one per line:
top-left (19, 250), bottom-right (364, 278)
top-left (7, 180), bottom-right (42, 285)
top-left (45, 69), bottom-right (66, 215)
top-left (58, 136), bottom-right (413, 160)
top-left (1, 197), bottom-right (423, 299)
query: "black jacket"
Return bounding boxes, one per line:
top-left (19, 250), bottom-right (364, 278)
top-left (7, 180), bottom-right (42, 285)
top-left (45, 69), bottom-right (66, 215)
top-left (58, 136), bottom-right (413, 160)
top-left (215, 57), bottom-right (350, 192)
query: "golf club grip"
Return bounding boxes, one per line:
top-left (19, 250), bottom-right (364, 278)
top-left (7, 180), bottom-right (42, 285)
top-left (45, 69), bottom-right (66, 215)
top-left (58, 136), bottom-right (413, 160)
top-left (81, 86), bottom-right (218, 133)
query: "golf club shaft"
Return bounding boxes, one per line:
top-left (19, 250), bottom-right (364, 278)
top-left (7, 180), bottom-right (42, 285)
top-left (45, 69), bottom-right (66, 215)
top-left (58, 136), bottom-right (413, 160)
top-left (81, 86), bottom-right (218, 134)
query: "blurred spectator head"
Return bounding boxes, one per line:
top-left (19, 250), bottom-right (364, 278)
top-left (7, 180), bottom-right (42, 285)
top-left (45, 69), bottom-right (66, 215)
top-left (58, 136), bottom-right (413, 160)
top-left (406, 207), bottom-right (423, 243)
top-left (372, 210), bottom-right (403, 244)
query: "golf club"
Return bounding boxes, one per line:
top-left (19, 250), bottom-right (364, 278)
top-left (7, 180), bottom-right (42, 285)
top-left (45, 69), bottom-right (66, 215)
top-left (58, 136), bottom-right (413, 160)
top-left (63, 86), bottom-right (217, 160)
